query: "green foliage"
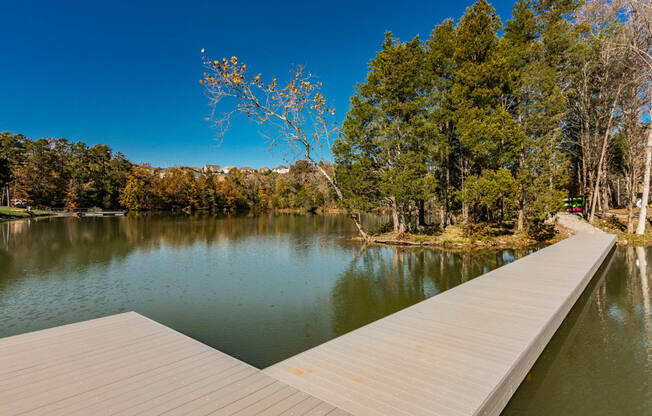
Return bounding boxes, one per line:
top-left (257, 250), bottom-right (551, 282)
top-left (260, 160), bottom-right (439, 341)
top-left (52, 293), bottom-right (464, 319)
top-left (526, 219), bottom-right (556, 241)
top-left (369, 221), bottom-right (394, 236)
top-left (0, 133), bottom-right (132, 209)
top-left (336, 32), bottom-right (435, 232)
top-left (458, 169), bottom-right (517, 222)
top-left (0, 158), bottom-right (10, 189)
top-left (333, 0), bottom-right (581, 234)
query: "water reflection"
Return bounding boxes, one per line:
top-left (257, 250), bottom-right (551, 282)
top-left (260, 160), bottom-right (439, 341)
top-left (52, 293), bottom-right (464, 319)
top-left (502, 246), bottom-right (652, 416)
top-left (331, 247), bottom-right (521, 336)
top-left (0, 214), bottom-right (525, 369)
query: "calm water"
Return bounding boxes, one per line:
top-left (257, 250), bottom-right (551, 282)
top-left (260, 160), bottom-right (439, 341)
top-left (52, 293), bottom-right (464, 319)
top-left (0, 215), bottom-right (649, 414)
top-left (503, 245), bottom-right (652, 415)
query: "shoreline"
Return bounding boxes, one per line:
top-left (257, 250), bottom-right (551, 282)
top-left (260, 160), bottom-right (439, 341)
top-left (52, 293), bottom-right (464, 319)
top-left (7, 207), bottom-right (652, 248)
top-left (351, 228), bottom-right (563, 250)
top-left (0, 207), bottom-right (56, 223)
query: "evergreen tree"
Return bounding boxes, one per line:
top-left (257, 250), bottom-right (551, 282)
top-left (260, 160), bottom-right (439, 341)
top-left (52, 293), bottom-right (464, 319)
top-left (336, 33), bottom-right (435, 232)
top-left (425, 19), bottom-right (457, 226)
top-left (503, 0), bottom-right (568, 229)
top-left (452, 0), bottom-right (523, 223)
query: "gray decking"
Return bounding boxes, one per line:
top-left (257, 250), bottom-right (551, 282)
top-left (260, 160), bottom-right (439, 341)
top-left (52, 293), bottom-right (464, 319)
top-left (263, 233), bottom-right (616, 416)
top-left (0, 312), bottom-right (348, 416)
top-left (0, 233), bottom-right (615, 416)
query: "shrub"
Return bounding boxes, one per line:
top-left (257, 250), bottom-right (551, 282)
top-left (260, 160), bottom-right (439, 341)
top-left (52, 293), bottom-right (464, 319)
top-left (527, 219), bottom-right (556, 241)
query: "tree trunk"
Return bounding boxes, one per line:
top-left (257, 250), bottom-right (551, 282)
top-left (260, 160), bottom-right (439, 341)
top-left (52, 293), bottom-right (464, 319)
top-left (350, 213), bottom-right (368, 239)
top-left (601, 170), bottom-right (609, 215)
top-left (636, 105), bottom-right (652, 235)
top-left (308, 155), bottom-right (369, 239)
top-left (417, 199), bottom-right (426, 228)
top-left (589, 90), bottom-right (620, 223)
top-left (444, 161), bottom-right (450, 227)
top-left (628, 201), bottom-right (635, 233)
top-left (390, 197), bottom-right (404, 233)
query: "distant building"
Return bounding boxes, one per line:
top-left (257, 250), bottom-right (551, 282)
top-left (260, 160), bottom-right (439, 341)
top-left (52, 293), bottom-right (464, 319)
top-left (221, 166), bottom-right (236, 174)
top-left (239, 166), bottom-right (254, 173)
top-left (259, 167), bottom-right (271, 174)
top-left (272, 165), bottom-right (289, 174)
top-left (180, 166), bottom-right (202, 179)
top-left (204, 164), bottom-right (221, 173)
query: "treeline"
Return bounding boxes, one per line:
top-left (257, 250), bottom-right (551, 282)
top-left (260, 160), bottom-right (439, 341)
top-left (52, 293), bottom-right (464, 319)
top-left (0, 131), bottom-right (337, 212)
top-left (0, 132), bottom-right (132, 209)
top-left (120, 160), bottom-right (337, 212)
top-left (334, 0), bottom-right (651, 234)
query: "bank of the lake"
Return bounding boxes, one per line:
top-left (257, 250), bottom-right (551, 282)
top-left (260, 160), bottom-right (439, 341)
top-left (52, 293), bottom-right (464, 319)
top-left (0, 206), bottom-right (54, 221)
top-left (363, 226), bottom-right (562, 249)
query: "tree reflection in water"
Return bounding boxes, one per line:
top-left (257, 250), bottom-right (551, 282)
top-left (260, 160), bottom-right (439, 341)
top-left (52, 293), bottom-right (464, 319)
top-left (330, 246), bottom-right (524, 336)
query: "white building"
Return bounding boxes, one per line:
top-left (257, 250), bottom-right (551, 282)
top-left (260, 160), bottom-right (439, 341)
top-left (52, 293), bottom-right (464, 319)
top-left (272, 165), bottom-right (289, 174)
top-left (204, 164), bottom-right (221, 174)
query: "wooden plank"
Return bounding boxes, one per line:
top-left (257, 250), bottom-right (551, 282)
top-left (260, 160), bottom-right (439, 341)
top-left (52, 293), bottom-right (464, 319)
top-left (264, 233), bottom-right (616, 416)
top-left (0, 313), bottom-right (350, 416)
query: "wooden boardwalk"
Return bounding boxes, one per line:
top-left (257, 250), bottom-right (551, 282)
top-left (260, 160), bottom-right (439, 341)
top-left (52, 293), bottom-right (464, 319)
top-left (0, 312), bottom-right (348, 416)
top-left (0, 233), bottom-right (615, 416)
top-left (264, 233), bottom-right (616, 416)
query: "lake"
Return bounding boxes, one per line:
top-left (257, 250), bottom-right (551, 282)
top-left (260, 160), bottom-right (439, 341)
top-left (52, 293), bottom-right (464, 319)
top-left (0, 214), bottom-right (649, 414)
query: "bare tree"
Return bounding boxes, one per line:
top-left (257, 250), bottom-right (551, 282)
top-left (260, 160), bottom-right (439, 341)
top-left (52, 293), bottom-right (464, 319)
top-left (620, 76), bottom-right (646, 232)
top-left (621, 0), bottom-right (652, 235)
top-left (575, 0), bottom-right (628, 223)
top-left (201, 54), bottom-right (368, 238)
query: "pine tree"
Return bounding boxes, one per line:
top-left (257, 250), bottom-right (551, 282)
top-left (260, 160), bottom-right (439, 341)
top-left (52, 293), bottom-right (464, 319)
top-left (335, 33), bottom-right (434, 233)
top-left (502, 0), bottom-right (568, 230)
top-left (452, 0), bottom-right (523, 223)
top-left (424, 19), bottom-right (457, 226)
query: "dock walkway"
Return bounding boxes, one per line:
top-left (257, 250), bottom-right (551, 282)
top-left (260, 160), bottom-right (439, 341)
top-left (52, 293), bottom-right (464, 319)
top-left (0, 312), bottom-right (348, 416)
top-left (263, 233), bottom-right (616, 416)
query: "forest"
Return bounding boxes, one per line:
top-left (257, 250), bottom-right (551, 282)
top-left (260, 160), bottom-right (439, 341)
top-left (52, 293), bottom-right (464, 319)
top-left (0, 132), bottom-right (337, 213)
top-left (201, 0), bottom-right (651, 239)
top-left (2, 0), bottom-right (650, 242)
top-left (0, 132), bottom-right (132, 209)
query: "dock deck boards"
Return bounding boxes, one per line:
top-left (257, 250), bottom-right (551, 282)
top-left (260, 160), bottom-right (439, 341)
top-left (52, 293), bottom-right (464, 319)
top-left (0, 312), bottom-right (348, 416)
top-left (263, 233), bottom-right (616, 416)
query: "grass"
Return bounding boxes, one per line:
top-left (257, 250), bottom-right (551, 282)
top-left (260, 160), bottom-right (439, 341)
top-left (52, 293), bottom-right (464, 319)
top-left (0, 206), bottom-right (54, 220)
top-left (588, 213), bottom-right (652, 246)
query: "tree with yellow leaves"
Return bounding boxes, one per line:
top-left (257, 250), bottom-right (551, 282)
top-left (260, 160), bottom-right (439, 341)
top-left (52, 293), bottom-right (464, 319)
top-left (201, 53), bottom-right (368, 238)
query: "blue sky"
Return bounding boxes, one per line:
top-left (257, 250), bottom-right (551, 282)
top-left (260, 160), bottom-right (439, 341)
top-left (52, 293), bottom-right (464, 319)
top-left (0, 0), bottom-right (515, 168)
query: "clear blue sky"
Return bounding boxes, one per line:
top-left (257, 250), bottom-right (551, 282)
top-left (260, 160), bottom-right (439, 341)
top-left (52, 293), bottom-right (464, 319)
top-left (0, 0), bottom-right (515, 168)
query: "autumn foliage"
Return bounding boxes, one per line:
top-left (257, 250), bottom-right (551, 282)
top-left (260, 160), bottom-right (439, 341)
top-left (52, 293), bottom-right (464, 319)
top-left (119, 162), bottom-right (337, 213)
top-left (201, 54), bottom-right (336, 160)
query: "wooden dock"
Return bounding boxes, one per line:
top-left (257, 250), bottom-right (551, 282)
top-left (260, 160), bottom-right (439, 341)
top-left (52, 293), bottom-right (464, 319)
top-left (0, 233), bottom-right (615, 416)
top-left (264, 233), bottom-right (616, 416)
top-left (54, 210), bottom-right (127, 217)
top-left (0, 312), bottom-right (348, 416)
